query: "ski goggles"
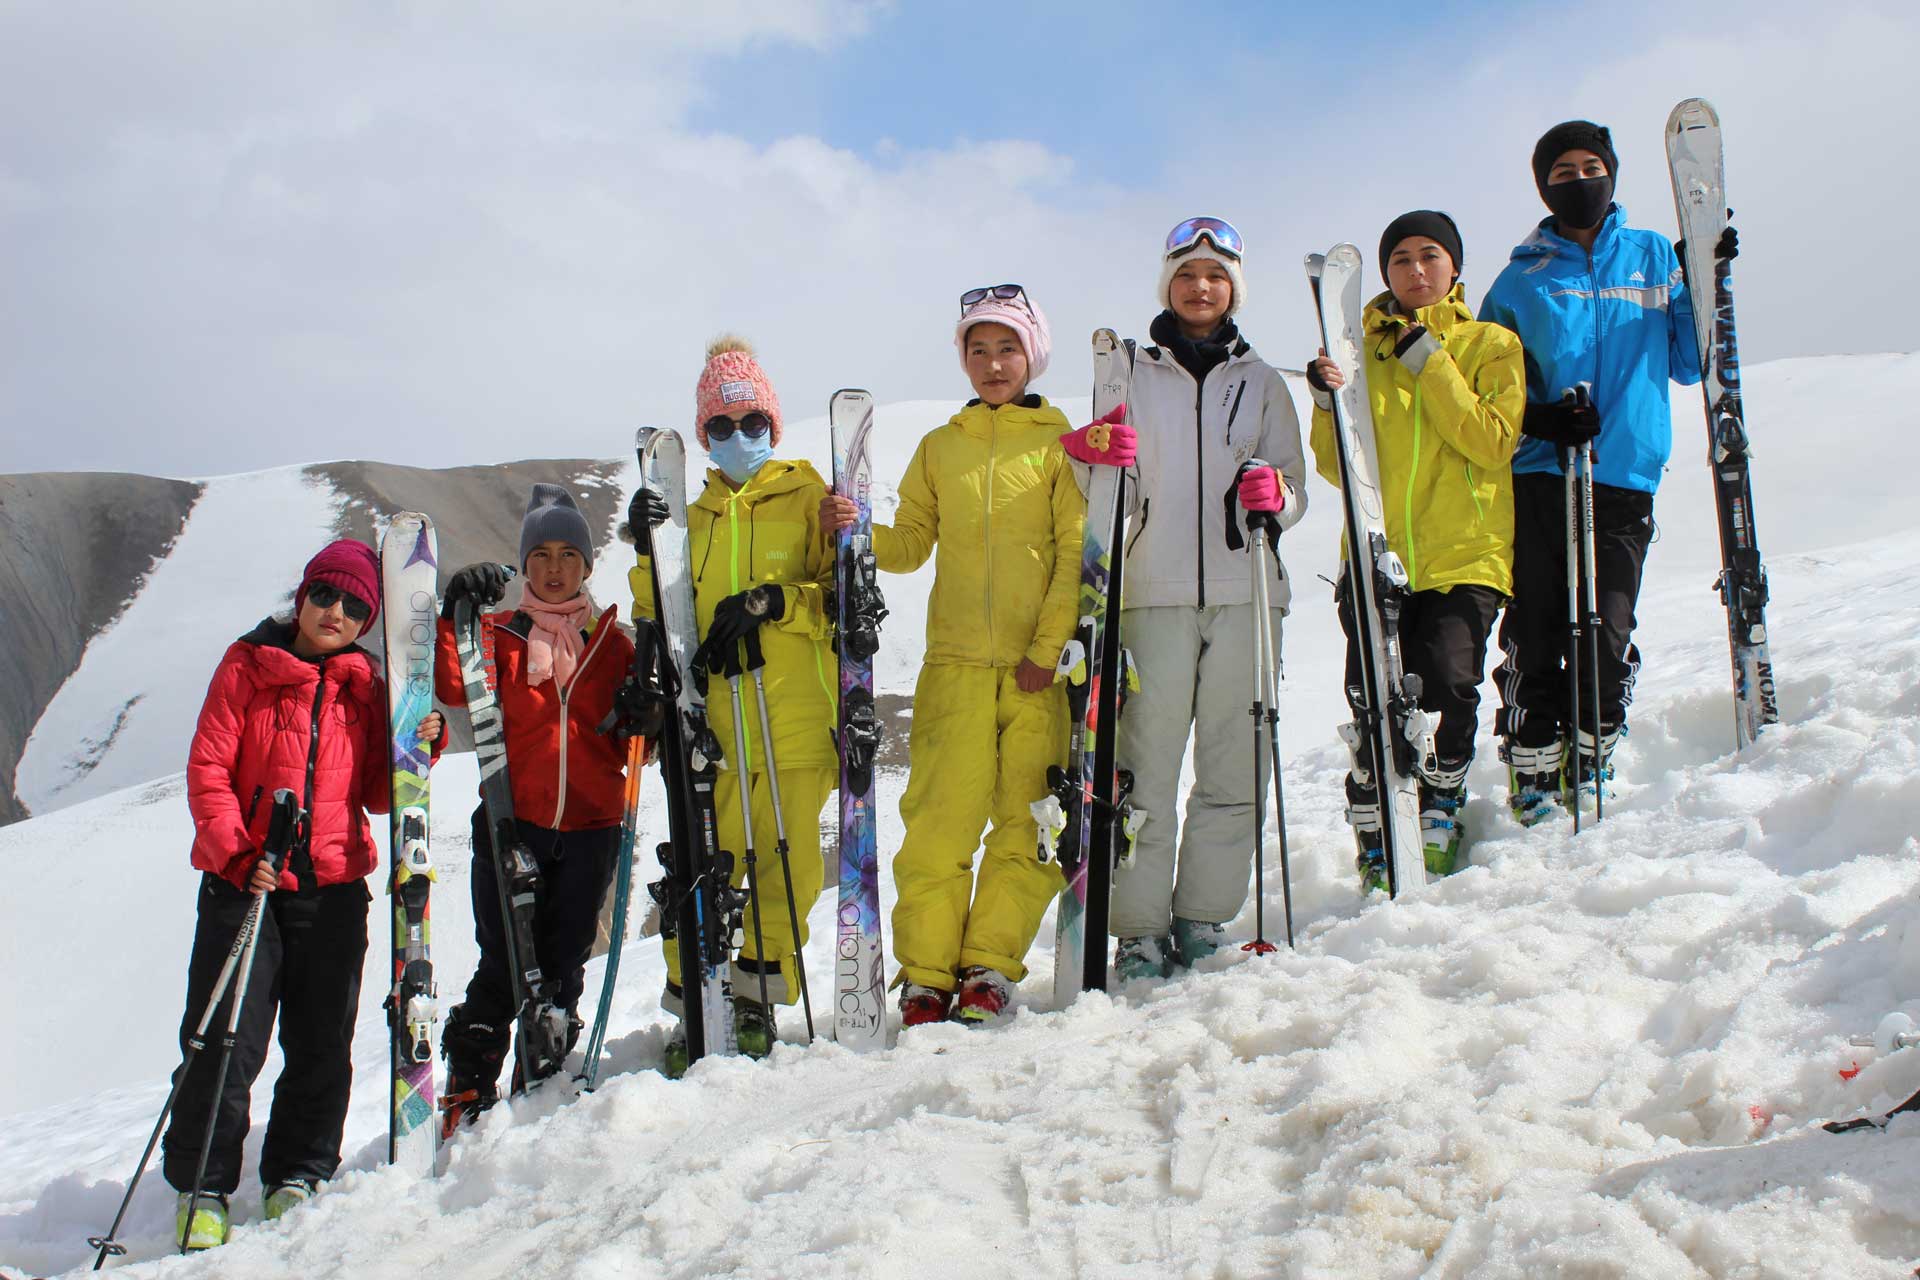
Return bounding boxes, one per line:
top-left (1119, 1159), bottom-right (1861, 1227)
top-left (704, 411), bottom-right (773, 442)
top-left (306, 582), bottom-right (372, 622)
top-left (959, 283), bottom-right (1033, 318)
top-left (1165, 216), bottom-right (1244, 261)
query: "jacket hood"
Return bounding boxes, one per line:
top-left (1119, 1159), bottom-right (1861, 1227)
top-left (692, 457), bottom-right (826, 513)
top-left (234, 617), bottom-right (377, 691)
top-left (1363, 284), bottom-right (1476, 337)
top-left (1510, 204), bottom-right (1626, 263)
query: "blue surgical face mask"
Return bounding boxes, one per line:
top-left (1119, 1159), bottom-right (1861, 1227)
top-left (709, 431), bottom-right (773, 484)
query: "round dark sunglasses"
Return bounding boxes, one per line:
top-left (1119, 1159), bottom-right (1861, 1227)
top-left (705, 411), bottom-right (773, 442)
top-left (959, 283), bottom-right (1030, 316)
top-left (307, 582), bottom-right (372, 622)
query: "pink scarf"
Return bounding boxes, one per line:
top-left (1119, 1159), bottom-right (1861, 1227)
top-left (518, 591), bottom-right (593, 690)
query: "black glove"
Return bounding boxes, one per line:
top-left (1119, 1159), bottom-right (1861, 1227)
top-left (1713, 224), bottom-right (1739, 261)
top-left (690, 585), bottom-right (785, 677)
top-left (601, 674), bottom-right (670, 743)
top-left (1521, 391), bottom-right (1600, 450)
top-left (440, 563), bottom-right (512, 619)
top-left (628, 489), bottom-right (669, 535)
top-left (1305, 358), bottom-right (1332, 393)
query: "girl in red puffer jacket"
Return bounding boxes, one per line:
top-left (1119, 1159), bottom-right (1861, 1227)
top-left (165, 539), bottom-right (443, 1249)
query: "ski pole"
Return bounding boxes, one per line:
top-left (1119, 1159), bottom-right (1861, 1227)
top-left (88, 791), bottom-right (299, 1269)
top-left (1563, 447), bottom-right (1584, 835)
top-left (1229, 462), bottom-right (1288, 954)
top-left (722, 650), bottom-right (775, 1021)
top-left (745, 628), bottom-right (816, 1041)
top-left (178, 789), bottom-right (303, 1256)
top-left (1577, 415), bottom-right (1606, 823)
top-left (1250, 523), bottom-right (1295, 950)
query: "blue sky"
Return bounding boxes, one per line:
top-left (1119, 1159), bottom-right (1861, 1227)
top-left (1, 0), bottom-right (1913, 475)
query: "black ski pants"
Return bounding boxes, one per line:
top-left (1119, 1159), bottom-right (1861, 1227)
top-left (162, 874), bottom-right (368, 1197)
top-left (1495, 472), bottom-right (1655, 748)
top-left (1338, 575), bottom-right (1504, 768)
top-left (446, 810), bottom-right (618, 1084)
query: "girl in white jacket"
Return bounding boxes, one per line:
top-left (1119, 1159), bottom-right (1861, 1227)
top-left (1108, 217), bottom-right (1309, 981)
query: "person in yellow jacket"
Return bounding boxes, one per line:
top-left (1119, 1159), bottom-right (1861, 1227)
top-left (1305, 211), bottom-right (1525, 884)
top-left (821, 286), bottom-right (1112, 1027)
top-left (629, 336), bottom-right (836, 1075)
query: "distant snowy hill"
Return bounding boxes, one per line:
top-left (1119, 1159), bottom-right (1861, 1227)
top-left (2, 355), bottom-right (1919, 1277)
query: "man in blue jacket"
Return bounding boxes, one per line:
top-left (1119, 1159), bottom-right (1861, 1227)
top-left (1480, 119), bottom-right (1703, 825)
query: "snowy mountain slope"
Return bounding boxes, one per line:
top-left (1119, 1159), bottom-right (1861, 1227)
top-left (2, 518), bottom-right (1918, 1278)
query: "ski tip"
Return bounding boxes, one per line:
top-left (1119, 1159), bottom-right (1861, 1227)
top-left (1327, 243), bottom-right (1363, 272)
top-left (830, 388), bottom-right (874, 408)
top-left (1303, 251), bottom-right (1326, 276)
top-left (1667, 97), bottom-right (1718, 132)
top-left (1091, 328), bottom-right (1119, 354)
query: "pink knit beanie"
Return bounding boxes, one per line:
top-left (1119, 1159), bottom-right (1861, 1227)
top-left (694, 336), bottom-right (782, 449)
top-left (955, 293), bottom-right (1051, 381)
top-left (294, 539), bottom-right (380, 625)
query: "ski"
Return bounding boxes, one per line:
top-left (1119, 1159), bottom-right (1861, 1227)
top-left (1306, 245), bottom-right (1432, 898)
top-left (829, 389), bottom-right (889, 1050)
top-left (1667, 97), bottom-right (1779, 751)
top-left (578, 668), bottom-right (643, 1091)
top-left (452, 582), bottom-right (569, 1097)
top-left (1043, 328), bottom-right (1137, 1004)
top-left (379, 513), bottom-right (440, 1173)
top-left (1824, 1012), bottom-right (1920, 1132)
top-left (635, 427), bottom-right (741, 1067)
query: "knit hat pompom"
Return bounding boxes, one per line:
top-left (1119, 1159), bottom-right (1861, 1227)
top-left (295, 539), bottom-right (381, 628)
top-left (695, 335), bottom-right (782, 449)
top-left (1531, 120), bottom-right (1618, 198)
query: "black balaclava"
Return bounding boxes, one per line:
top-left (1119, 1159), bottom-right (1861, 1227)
top-left (1532, 120), bottom-right (1618, 232)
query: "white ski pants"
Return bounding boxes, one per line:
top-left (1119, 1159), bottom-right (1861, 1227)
top-left (1110, 603), bottom-right (1281, 936)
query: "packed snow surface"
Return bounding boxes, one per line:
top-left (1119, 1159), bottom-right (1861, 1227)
top-left (2, 354), bottom-right (1919, 1277)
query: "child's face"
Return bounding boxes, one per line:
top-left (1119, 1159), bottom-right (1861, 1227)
top-left (963, 322), bottom-right (1030, 407)
top-left (525, 540), bottom-right (587, 604)
top-left (294, 590), bottom-right (367, 658)
top-left (1169, 258), bottom-right (1234, 332)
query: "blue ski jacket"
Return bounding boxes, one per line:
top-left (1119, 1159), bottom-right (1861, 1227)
top-left (1479, 205), bottom-right (1702, 494)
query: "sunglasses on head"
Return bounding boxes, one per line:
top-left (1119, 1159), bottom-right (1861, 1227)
top-left (704, 411), bottom-right (773, 442)
top-left (1165, 216), bottom-right (1244, 261)
top-left (959, 283), bottom-right (1032, 317)
top-left (307, 582), bottom-right (372, 622)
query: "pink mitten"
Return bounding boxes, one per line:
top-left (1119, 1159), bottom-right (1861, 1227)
top-left (1061, 404), bottom-right (1137, 468)
top-left (1238, 465), bottom-right (1285, 513)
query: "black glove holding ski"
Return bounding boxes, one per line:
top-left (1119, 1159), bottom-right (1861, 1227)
top-left (690, 585), bottom-right (784, 678)
top-left (627, 489), bottom-right (670, 542)
top-left (440, 563), bottom-right (513, 619)
top-left (1522, 389), bottom-right (1601, 450)
top-left (601, 674), bottom-right (670, 743)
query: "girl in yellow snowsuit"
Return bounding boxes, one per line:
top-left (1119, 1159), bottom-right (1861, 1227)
top-left (1306, 211), bottom-right (1526, 885)
top-left (822, 288), bottom-right (1090, 1026)
top-left (630, 337), bottom-right (836, 1073)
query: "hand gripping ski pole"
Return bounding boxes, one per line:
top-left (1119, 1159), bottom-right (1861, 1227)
top-left (1227, 462), bottom-right (1295, 952)
top-left (745, 628), bottom-right (816, 1041)
top-left (90, 790), bottom-right (304, 1268)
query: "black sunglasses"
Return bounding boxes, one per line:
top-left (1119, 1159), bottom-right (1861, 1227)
top-left (307, 582), bottom-right (372, 623)
top-left (705, 411), bottom-right (773, 442)
top-left (959, 283), bottom-right (1030, 316)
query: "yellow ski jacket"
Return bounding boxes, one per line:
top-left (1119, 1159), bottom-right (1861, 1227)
top-left (1310, 286), bottom-right (1526, 595)
top-left (876, 397), bottom-right (1085, 671)
top-left (630, 458), bottom-right (838, 770)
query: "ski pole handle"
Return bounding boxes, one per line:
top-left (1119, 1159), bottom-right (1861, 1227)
top-left (263, 788), bottom-right (302, 874)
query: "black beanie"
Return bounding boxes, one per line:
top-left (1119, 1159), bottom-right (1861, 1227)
top-left (1532, 120), bottom-right (1618, 198)
top-left (1378, 210), bottom-right (1464, 284)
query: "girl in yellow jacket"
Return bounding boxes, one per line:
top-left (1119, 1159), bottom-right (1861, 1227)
top-left (822, 288), bottom-right (1092, 1027)
top-left (1305, 212), bottom-right (1525, 885)
top-left (629, 337), bottom-right (837, 1075)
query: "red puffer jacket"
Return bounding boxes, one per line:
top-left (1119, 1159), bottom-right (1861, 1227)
top-left (187, 619), bottom-right (393, 892)
top-left (434, 604), bottom-right (635, 831)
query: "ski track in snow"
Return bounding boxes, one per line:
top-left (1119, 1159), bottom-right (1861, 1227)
top-left (3, 356), bottom-right (1920, 1276)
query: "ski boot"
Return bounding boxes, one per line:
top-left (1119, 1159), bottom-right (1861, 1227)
top-left (175, 1191), bottom-right (230, 1251)
top-left (1170, 918), bottom-right (1228, 968)
top-left (734, 999), bottom-right (777, 1060)
top-left (1114, 935), bottom-right (1173, 982)
top-left (439, 1010), bottom-right (506, 1135)
top-left (1563, 725), bottom-right (1620, 814)
top-left (1503, 738), bottom-right (1564, 828)
top-left (263, 1179), bottom-right (315, 1222)
top-left (1418, 756), bottom-right (1470, 876)
top-left (954, 966), bottom-right (1013, 1026)
top-left (1346, 780), bottom-right (1389, 894)
top-left (898, 982), bottom-right (953, 1028)
top-left (662, 1023), bottom-right (690, 1080)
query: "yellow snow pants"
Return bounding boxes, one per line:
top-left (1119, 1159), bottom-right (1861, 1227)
top-left (663, 763), bottom-right (833, 1006)
top-left (892, 663), bottom-right (1068, 991)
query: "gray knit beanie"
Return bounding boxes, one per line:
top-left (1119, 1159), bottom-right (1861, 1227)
top-left (519, 483), bottom-right (594, 573)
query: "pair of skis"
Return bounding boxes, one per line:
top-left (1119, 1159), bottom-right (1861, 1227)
top-left (1038, 330), bottom-right (1139, 1002)
top-left (1666, 97), bottom-right (1779, 751)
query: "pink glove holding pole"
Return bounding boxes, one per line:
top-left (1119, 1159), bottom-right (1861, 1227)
top-left (1060, 404), bottom-right (1137, 468)
top-left (1238, 465), bottom-right (1285, 513)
